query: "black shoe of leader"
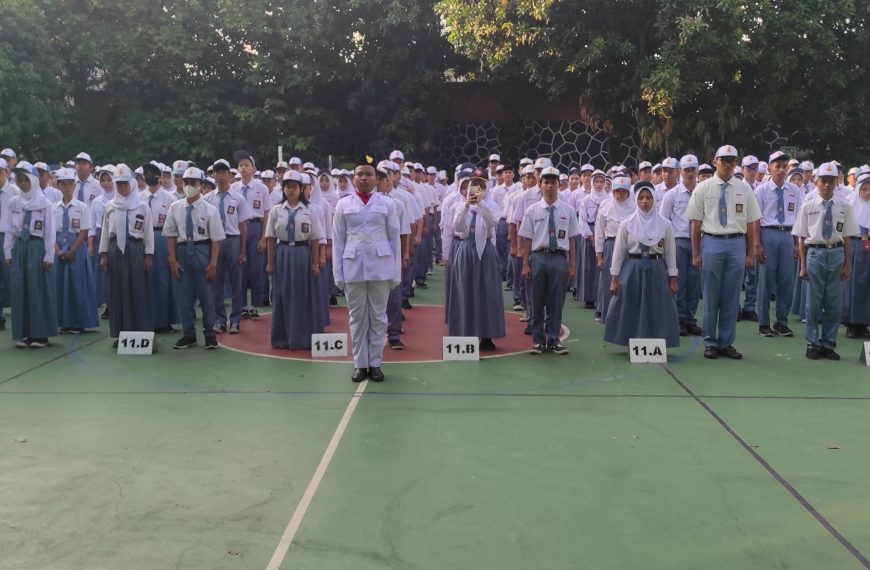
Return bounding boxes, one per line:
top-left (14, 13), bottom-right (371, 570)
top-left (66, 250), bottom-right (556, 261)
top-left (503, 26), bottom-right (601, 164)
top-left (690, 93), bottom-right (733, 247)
top-left (174, 335), bottom-right (197, 349)
top-left (718, 345), bottom-right (743, 359)
top-left (806, 346), bottom-right (821, 360)
top-left (351, 368), bottom-right (369, 383)
top-left (329, 296), bottom-right (338, 306)
top-left (369, 367), bottom-right (385, 382)
top-left (703, 346), bottom-right (719, 359)
top-left (820, 347), bottom-right (841, 361)
top-left (548, 343), bottom-right (568, 355)
top-left (479, 338), bottom-right (496, 351)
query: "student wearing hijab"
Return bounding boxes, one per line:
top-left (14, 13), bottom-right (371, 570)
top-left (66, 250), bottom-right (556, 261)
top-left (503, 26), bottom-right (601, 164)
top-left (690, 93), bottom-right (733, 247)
top-left (793, 162), bottom-right (859, 360)
top-left (3, 162), bottom-right (57, 347)
top-left (92, 166), bottom-right (116, 314)
top-left (0, 158), bottom-right (15, 330)
top-left (440, 165), bottom-right (472, 324)
top-left (448, 167), bottom-right (505, 351)
top-left (54, 168), bottom-right (98, 334)
top-left (99, 164), bottom-right (155, 346)
top-left (332, 155), bottom-right (401, 383)
top-left (605, 182), bottom-right (680, 347)
top-left (594, 175), bottom-right (635, 324)
top-left (575, 169), bottom-right (608, 309)
top-left (519, 166), bottom-right (582, 354)
top-left (265, 171), bottom-right (325, 349)
top-left (843, 172), bottom-right (870, 338)
top-left (141, 161), bottom-right (180, 333)
top-left (317, 172), bottom-right (340, 305)
top-left (301, 172), bottom-right (331, 325)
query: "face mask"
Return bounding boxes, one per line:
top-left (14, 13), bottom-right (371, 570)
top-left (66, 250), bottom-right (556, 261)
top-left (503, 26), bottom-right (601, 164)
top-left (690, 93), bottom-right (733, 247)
top-left (184, 185), bottom-right (199, 198)
top-left (144, 174), bottom-right (160, 186)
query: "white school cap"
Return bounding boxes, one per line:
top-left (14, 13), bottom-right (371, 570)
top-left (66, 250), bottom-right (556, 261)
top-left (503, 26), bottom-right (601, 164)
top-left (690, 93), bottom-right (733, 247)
top-left (741, 155), bottom-right (759, 167)
top-left (715, 145), bottom-right (738, 159)
top-left (75, 151), bottom-right (93, 164)
top-left (0, 148), bottom-right (16, 159)
top-left (816, 162), bottom-right (838, 178)
top-left (113, 163), bottom-right (135, 183)
top-left (612, 175), bottom-right (632, 190)
top-left (182, 166), bottom-right (204, 181)
top-left (172, 160), bottom-right (188, 175)
top-left (288, 156), bottom-right (302, 166)
top-left (534, 157), bottom-right (553, 169)
top-left (56, 168), bottom-right (76, 182)
top-left (488, 153), bottom-right (501, 162)
top-left (638, 161), bottom-right (652, 170)
top-left (389, 150), bottom-right (405, 161)
top-left (679, 155), bottom-right (698, 169)
top-left (661, 157), bottom-right (680, 169)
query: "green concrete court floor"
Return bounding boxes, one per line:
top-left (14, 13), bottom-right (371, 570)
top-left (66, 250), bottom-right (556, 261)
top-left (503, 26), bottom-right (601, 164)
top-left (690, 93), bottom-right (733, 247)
top-left (2, 267), bottom-right (870, 569)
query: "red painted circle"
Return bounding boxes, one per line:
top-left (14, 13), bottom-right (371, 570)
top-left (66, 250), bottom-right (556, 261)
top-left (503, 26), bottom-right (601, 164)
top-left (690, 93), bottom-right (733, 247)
top-left (218, 305), bottom-right (567, 363)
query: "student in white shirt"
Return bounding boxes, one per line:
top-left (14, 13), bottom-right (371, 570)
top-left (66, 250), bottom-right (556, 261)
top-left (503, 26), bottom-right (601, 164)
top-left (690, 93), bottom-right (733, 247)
top-left (793, 162), bottom-right (859, 360)
top-left (4, 162), bottom-right (57, 347)
top-left (99, 164), bottom-right (155, 347)
top-left (54, 168), bottom-right (97, 334)
top-left (518, 167), bottom-right (583, 354)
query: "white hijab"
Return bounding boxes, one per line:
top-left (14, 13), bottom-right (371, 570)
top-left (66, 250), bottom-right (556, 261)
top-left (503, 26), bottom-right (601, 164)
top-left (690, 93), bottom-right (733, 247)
top-left (17, 172), bottom-right (51, 211)
top-left (848, 175), bottom-right (870, 229)
top-left (465, 178), bottom-right (497, 259)
top-left (624, 184), bottom-right (670, 247)
top-left (111, 183), bottom-right (141, 253)
top-left (600, 187), bottom-right (636, 224)
top-left (318, 173), bottom-right (339, 209)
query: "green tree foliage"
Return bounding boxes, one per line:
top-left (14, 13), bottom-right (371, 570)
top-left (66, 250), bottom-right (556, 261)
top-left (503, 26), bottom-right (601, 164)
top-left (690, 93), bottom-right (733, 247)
top-left (1, 0), bottom-right (465, 165)
top-left (437, 0), bottom-right (870, 158)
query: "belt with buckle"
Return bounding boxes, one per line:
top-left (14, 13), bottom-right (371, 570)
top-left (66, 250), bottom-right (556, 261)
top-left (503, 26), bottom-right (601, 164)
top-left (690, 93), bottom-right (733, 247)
top-left (763, 225), bottom-right (793, 231)
top-left (534, 249), bottom-right (566, 255)
top-left (248, 218), bottom-right (263, 223)
top-left (629, 253), bottom-right (663, 259)
top-left (806, 242), bottom-right (844, 249)
top-left (703, 232), bottom-right (745, 239)
top-left (278, 240), bottom-right (309, 247)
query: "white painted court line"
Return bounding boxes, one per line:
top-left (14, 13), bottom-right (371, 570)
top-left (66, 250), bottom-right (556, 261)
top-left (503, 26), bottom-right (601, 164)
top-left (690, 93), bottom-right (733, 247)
top-left (266, 379), bottom-right (368, 570)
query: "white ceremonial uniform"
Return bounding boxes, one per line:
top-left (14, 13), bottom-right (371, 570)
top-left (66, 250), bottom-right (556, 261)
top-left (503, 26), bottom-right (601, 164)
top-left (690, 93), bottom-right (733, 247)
top-left (332, 192), bottom-right (401, 370)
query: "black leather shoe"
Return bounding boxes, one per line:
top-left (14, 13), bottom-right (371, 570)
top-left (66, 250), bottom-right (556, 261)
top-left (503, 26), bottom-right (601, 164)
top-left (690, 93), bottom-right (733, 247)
top-left (369, 367), bottom-right (385, 382)
top-left (679, 323), bottom-right (688, 337)
top-left (805, 346), bottom-right (821, 360)
top-left (718, 345), bottom-right (743, 359)
top-left (820, 347), bottom-right (841, 361)
top-left (687, 323), bottom-right (703, 336)
top-left (703, 346), bottom-right (719, 359)
top-left (741, 310), bottom-right (758, 322)
top-left (402, 299), bottom-right (413, 310)
top-left (351, 368), bottom-right (369, 383)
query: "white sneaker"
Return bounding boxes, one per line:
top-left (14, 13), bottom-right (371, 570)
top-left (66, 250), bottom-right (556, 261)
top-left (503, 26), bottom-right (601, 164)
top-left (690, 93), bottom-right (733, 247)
top-left (228, 323), bottom-right (240, 334)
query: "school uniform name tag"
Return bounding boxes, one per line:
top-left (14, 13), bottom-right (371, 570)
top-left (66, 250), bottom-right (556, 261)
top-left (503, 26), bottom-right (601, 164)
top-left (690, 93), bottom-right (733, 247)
top-left (629, 338), bottom-right (667, 363)
top-left (443, 337), bottom-right (479, 361)
top-left (116, 332), bottom-right (156, 355)
top-left (311, 333), bottom-right (348, 357)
